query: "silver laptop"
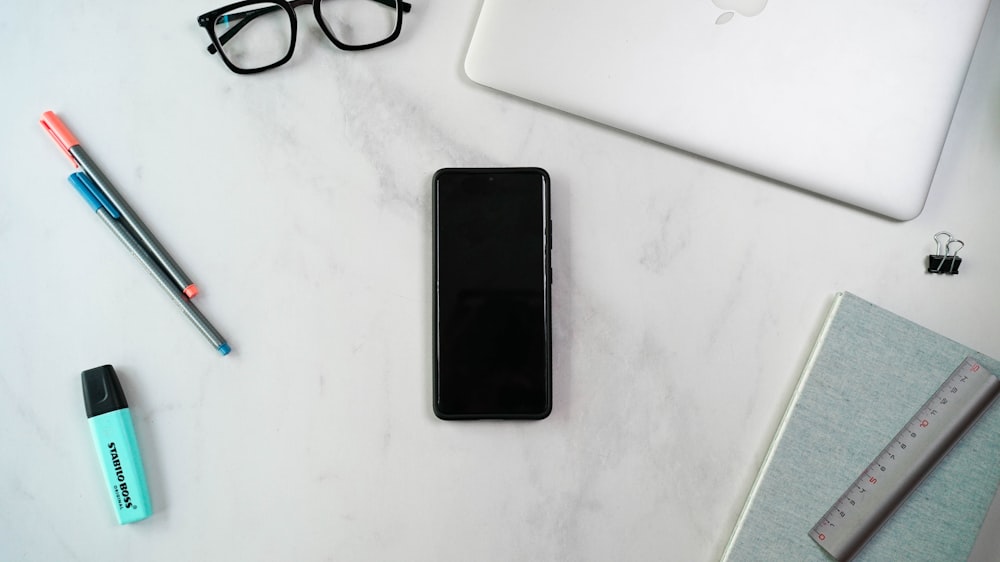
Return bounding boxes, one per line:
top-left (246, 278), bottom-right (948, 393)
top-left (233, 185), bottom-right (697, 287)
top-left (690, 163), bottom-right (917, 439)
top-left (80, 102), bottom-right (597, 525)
top-left (465, 0), bottom-right (992, 220)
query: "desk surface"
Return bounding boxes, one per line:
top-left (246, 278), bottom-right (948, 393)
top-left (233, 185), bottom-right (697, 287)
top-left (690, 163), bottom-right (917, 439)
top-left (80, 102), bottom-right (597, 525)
top-left (2, 2), bottom-right (999, 560)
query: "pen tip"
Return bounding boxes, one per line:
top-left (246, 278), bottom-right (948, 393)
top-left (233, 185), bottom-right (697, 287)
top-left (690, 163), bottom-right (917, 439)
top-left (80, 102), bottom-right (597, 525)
top-left (218, 343), bottom-right (231, 356)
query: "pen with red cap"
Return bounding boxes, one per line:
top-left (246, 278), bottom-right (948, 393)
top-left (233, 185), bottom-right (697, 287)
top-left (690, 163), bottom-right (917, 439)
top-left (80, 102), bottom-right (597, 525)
top-left (39, 110), bottom-right (200, 299)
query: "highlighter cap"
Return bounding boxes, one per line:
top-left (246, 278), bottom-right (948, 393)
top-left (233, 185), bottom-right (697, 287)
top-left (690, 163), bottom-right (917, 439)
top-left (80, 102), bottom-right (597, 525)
top-left (82, 365), bottom-right (128, 418)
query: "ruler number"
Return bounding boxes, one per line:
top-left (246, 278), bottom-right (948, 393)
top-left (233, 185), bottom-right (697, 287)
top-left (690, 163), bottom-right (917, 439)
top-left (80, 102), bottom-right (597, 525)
top-left (971, 363), bottom-right (980, 373)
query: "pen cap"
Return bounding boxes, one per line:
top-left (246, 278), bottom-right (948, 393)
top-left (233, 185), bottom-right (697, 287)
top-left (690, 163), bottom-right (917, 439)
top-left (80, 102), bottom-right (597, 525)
top-left (82, 365), bottom-right (128, 418)
top-left (40, 111), bottom-right (80, 165)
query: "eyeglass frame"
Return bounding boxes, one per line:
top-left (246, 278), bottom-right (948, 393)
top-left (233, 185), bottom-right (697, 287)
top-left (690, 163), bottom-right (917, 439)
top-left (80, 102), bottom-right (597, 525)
top-left (197, 0), bottom-right (412, 75)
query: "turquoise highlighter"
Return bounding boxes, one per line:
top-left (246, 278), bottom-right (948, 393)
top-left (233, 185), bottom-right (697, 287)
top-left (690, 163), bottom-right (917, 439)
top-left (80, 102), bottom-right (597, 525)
top-left (82, 365), bottom-right (152, 524)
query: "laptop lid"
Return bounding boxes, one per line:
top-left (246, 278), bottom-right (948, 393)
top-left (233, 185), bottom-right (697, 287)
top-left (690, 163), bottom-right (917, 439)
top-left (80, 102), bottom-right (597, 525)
top-left (465, 0), bottom-right (992, 220)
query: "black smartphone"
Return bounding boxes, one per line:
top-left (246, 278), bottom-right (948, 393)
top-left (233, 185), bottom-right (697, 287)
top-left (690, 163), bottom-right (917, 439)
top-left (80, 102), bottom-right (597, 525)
top-left (432, 168), bottom-right (552, 420)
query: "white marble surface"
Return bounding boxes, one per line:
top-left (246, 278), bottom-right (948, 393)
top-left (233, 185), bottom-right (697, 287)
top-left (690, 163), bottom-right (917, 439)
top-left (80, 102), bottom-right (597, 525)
top-left (2, 1), bottom-right (999, 560)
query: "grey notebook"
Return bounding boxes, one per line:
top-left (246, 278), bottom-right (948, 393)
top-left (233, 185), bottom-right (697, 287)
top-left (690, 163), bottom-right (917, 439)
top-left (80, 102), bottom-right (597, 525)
top-left (721, 292), bottom-right (1000, 561)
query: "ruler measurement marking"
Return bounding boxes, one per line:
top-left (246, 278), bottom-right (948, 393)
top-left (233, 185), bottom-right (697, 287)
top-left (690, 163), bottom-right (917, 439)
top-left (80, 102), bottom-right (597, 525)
top-left (808, 358), bottom-right (1000, 561)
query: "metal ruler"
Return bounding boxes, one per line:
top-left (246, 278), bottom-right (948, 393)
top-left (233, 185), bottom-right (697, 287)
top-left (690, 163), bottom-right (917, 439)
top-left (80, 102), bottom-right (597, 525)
top-left (809, 357), bottom-right (1000, 561)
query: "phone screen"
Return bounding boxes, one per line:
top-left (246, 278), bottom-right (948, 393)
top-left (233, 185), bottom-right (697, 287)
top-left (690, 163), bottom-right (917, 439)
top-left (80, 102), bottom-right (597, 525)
top-left (433, 168), bottom-right (552, 419)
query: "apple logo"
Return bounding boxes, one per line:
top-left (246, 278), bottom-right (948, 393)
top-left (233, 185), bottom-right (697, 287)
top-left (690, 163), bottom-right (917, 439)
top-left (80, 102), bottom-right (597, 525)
top-left (713, 0), bottom-right (768, 24)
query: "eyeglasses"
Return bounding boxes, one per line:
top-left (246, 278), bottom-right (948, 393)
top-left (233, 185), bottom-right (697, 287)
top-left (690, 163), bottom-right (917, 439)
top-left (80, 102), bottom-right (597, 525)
top-left (197, 0), bottom-right (411, 74)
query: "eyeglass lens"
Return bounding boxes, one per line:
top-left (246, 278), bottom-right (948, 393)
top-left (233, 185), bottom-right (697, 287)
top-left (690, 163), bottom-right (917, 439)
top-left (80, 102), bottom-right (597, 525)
top-left (213, 0), bottom-right (400, 71)
top-left (213, 2), bottom-right (293, 71)
top-left (318, 0), bottom-right (399, 47)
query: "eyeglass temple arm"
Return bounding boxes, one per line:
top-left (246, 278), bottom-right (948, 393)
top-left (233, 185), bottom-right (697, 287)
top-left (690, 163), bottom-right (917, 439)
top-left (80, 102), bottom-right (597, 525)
top-left (205, 0), bottom-right (412, 55)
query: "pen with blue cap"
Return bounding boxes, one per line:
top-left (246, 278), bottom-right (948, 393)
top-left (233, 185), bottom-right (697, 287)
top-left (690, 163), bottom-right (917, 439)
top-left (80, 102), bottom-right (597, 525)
top-left (68, 172), bottom-right (231, 355)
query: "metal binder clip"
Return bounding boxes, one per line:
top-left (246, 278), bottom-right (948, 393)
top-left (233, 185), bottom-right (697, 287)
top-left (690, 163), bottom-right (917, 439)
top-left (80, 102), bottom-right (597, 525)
top-left (927, 231), bottom-right (963, 274)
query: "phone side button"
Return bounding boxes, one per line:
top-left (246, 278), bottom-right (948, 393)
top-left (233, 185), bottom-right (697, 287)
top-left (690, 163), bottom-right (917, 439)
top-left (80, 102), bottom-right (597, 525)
top-left (548, 266), bottom-right (553, 284)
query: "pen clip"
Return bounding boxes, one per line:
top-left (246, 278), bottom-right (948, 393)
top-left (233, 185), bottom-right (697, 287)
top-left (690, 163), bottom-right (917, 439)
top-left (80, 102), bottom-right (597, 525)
top-left (40, 111), bottom-right (80, 167)
top-left (68, 172), bottom-right (121, 218)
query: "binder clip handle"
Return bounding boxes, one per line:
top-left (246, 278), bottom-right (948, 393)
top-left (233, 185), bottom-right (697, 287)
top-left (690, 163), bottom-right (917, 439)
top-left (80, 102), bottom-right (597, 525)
top-left (933, 231), bottom-right (952, 256)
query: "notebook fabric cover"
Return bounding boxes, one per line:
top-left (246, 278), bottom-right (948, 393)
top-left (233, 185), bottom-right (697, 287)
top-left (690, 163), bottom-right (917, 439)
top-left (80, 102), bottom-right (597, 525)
top-left (721, 292), bottom-right (1000, 561)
